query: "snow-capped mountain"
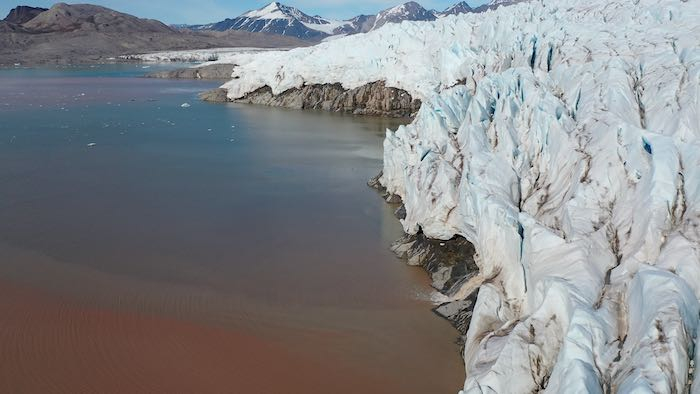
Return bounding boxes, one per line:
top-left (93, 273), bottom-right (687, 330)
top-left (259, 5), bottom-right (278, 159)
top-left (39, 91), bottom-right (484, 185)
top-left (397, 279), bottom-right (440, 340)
top-left (370, 2), bottom-right (436, 31)
top-left (435, 1), bottom-right (473, 17)
top-left (186, 1), bottom-right (503, 40)
top-left (192, 2), bottom-right (340, 41)
top-left (205, 0), bottom-right (700, 391)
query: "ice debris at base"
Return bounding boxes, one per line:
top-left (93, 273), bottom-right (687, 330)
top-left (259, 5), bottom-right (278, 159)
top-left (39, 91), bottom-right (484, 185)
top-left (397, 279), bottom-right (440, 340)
top-left (220, 0), bottom-right (700, 392)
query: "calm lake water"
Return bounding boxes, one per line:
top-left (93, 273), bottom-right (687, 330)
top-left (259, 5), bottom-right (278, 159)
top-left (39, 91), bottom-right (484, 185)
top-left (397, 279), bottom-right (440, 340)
top-left (0, 65), bottom-right (464, 393)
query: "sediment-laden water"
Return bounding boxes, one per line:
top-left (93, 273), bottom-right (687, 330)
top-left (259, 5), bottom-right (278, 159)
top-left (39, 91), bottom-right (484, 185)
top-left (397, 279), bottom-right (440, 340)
top-left (0, 65), bottom-right (463, 393)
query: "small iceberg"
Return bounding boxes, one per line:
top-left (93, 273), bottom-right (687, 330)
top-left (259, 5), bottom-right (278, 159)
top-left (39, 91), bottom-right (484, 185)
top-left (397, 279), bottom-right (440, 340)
top-left (87, 143), bottom-right (97, 147)
top-left (181, 103), bottom-right (191, 108)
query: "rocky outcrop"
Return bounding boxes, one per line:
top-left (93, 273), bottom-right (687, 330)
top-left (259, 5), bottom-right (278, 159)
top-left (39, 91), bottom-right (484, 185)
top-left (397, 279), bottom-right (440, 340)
top-left (228, 81), bottom-right (421, 118)
top-left (147, 63), bottom-right (234, 80)
top-left (392, 232), bottom-right (479, 336)
top-left (198, 88), bottom-right (229, 103)
top-left (369, 172), bottom-right (479, 338)
top-left (3, 6), bottom-right (47, 25)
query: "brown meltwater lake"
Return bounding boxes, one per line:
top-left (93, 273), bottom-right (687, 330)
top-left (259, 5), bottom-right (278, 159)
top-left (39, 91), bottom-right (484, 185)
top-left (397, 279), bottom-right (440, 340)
top-left (0, 65), bottom-right (464, 393)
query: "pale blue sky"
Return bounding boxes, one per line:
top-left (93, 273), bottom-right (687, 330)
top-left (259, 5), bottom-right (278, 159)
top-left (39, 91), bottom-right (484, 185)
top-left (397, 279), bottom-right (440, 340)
top-left (1, 0), bottom-right (489, 24)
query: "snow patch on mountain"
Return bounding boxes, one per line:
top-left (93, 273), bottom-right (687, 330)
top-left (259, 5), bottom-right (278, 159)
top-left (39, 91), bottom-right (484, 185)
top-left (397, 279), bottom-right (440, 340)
top-left (216, 0), bottom-right (700, 391)
top-left (301, 19), bottom-right (348, 35)
top-left (243, 2), bottom-right (289, 19)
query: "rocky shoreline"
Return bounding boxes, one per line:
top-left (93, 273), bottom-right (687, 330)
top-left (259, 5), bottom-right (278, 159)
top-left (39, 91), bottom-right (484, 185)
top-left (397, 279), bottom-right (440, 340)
top-left (202, 80), bottom-right (421, 118)
top-left (159, 63), bottom-right (474, 354)
top-left (153, 63), bottom-right (421, 118)
top-left (230, 81), bottom-right (421, 118)
top-left (369, 172), bottom-right (479, 345)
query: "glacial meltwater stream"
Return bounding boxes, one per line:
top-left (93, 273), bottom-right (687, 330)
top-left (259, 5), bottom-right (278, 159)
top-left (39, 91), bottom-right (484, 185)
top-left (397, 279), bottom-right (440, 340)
top-left (0, 65), bottom-right (463, 393)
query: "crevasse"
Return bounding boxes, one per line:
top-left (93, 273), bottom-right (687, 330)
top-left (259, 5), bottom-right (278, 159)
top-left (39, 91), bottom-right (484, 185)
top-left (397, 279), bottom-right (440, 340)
top-left (218, 0), bottom-right (700, 392)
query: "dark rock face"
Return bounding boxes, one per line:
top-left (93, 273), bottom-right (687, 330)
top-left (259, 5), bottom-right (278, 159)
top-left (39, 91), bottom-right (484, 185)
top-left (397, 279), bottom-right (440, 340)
top-left (434, 296), bottom-right (477, 336)
top-left (391, 232), bottom-right (477, 296)
top-left (392, 230), bottom-right (479, 337)
top-left (232, 81), bottom-right (421, 118)
top-left (198, 88), bottom-right (230, 103)
top-left (368, 171), bottom-right (404, 204)
top-left (369, 171), bottom-right (479, 338)
top-left (3, 6), bottom-right (47, 25)
top-left (147, 63), bottom-right (234, 80)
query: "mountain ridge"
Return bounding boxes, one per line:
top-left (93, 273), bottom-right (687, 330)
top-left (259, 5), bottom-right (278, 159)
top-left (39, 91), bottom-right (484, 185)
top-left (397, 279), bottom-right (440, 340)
top-left (3, 5), bottom-right (47, 24)
top-left (0, 2), bottom-right (310, 65)
top-left (185, 1), bottom-right (522, 40)
top-left (20, 3), bottom-right (174, 34)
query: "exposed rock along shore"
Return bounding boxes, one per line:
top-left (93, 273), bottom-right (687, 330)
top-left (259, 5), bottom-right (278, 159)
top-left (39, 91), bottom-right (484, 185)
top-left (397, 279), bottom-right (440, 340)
top-left (193, 66), bottom-right (469, 339)
top-left (198, 88), bottom-right (230, 102)
top-left (160, 54), bottom-right (471, 363)
top-left (156, 52), bottom-right (476, 368)
top-left (369, 172), bottom-right (480, 341)
top-left (198, 78), bottom-right (421, 118)
top-left (155, 62), bottom-right (421, 118)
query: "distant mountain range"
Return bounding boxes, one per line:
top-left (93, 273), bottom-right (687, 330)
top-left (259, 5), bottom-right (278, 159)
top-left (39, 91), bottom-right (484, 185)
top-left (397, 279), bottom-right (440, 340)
top-left (0, 1), bottom-right (522, 65)
top-left (0, 3), bottom-right (309, 65)
top-left (183, 1), bottom-right (522, 41)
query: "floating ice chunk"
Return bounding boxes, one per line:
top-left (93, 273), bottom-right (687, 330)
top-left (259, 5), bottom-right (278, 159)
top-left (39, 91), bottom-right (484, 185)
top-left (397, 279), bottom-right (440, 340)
top-left (180, 103), bottom-right (191, 108)
top-left (87, 143), bottom-right (97, 147)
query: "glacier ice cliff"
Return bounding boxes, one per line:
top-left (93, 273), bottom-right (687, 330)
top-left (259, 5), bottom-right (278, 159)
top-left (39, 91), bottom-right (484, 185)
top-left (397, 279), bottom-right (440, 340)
top-left (219, 0), bottom-right (700, 392)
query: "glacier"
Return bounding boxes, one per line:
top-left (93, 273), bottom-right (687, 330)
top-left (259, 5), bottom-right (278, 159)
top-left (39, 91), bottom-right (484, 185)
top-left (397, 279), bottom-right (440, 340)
top-left (216, 0), bottom-right (700, 392)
